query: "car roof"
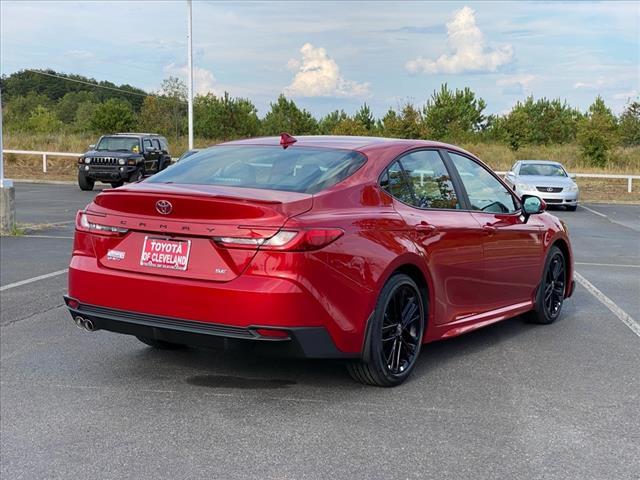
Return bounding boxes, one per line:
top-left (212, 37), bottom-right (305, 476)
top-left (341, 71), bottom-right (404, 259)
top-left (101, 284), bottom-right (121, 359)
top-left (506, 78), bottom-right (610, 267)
top-left (518, 160), bottom-right (563, 166)
top-left (220, 135), bottom-right (472, 155)
top-left (110, 133), bottom-right (164, 137)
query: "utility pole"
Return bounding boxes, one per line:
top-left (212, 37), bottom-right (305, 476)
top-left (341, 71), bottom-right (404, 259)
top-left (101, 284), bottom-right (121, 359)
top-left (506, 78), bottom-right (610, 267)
top-left (0, 86), bottom-right (16, 233)
top-left (187, 0), bottom-right (194, 150)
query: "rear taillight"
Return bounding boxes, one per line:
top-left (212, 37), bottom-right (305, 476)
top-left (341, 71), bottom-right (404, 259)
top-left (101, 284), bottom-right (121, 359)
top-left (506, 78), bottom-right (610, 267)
top-left (76, 211), bottom-right (128, 235)
top-left (213, 228), bottom-right (343, 252)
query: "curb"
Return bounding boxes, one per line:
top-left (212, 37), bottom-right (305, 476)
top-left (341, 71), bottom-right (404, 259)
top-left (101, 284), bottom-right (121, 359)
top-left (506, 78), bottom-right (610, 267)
top-left (11, 178), bottom-right (76, 185)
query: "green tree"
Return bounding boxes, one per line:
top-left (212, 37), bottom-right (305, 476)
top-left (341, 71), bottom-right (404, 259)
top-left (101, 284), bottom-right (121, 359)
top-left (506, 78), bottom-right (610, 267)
top-left (138, 95), bottom-right (174, 137)
top-left (618, 100), bottom-right (640, 146)
top-left (90, 98), bottom-right (136, 133)
top-left (194, 92), bottom-right (260, 140)
top-left (423, 84), bottom-right (486, 141)
top-left (56, 91), bottom-right (98, 124)
top-left (3, 92), bottom-right (51, 130)
top-left (354, 103), bottom-right (375, 132)
top-left (319, 110), bottom-right (349, 134)
top-left (158, 76), bottom-right (188, 138)
top-left (261, 95), bottom-right (318, 135)
top-left (331, 118), bottom-right (369, 136)
top-left (74, 100), bottom-right (99, 133)
top-left (379, 103), bottom-right (425, 139)
top-left (577, 96), bottom-right (618, 167)
top-left (25, 105), bottom-right (63, 133)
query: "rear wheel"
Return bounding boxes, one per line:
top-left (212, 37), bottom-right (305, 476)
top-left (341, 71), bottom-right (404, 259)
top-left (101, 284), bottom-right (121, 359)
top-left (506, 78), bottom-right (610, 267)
top-left (78, 171), bottom-right (94, 191)
top-left (525, 245), bottom-right (566, 324)
top-left (347, 273), bottom-right (425, 387)
top-left (136, 336), bottom-right (185, 350)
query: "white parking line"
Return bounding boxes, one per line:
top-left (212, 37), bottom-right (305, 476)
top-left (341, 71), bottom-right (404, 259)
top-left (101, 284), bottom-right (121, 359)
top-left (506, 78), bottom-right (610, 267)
top-left (575, 262), bottom-right (640, 269)
top-left (0, 269), bottom-right (68, 292)
top-left (580, 204), bottom-right (607, 218)
top-left (21, 235), bottom-right (74, 239)
top-left (574, 271), bottom-right (640, 338)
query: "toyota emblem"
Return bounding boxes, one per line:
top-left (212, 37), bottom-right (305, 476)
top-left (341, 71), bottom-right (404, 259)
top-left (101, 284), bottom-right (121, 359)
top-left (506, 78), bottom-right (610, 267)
top-left (547, 187), bottom-right (554, 192)
top-left (155, 200), bottom-right (173, 215)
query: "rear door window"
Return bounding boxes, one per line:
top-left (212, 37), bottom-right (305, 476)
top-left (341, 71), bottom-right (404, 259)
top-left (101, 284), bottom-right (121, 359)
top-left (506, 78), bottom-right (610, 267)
top-left (147, 145), bottom-right (366, 194)
top-left (399, 150), bottom-right (459, 209)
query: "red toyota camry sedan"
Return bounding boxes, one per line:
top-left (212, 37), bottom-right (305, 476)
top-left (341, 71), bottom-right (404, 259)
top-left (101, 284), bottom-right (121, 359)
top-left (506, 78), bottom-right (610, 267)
top-left (65, 135), bottom-right (574, 387)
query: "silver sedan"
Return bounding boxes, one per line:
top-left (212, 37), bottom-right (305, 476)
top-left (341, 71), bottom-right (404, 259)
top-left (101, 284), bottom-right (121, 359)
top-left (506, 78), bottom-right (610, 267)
top-left (504, 160), bottom-right (579, 211)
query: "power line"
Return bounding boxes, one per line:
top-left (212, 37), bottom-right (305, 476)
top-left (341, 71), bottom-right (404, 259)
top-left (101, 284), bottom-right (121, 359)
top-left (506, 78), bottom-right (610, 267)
top-left (21, 69), bottom-right (188, 104)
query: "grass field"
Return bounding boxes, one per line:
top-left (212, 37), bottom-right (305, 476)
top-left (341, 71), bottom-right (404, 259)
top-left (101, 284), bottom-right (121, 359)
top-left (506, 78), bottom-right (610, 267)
top-left (3, 132), bottom-right (640, 202)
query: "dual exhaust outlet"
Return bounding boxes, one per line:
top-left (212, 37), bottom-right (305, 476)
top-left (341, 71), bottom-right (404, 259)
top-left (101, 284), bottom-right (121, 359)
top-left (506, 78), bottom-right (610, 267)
top-left (74, 316), bottom-right (96, 332)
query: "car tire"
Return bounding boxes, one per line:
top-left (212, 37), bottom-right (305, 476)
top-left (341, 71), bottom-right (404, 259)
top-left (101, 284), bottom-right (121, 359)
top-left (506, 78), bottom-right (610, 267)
top-left (136, 336), bottom-right (185, 350)
top-left (110, 180), bottom-right (124, 188)
top-left (346, 273), bottom-right (425, 387)
top-left (78, 171), bottom-right (94, 191)
top-left (131, 167), bottom-right (145, 183)
top-left (524, 245), bottom-right (566, 325)
top-left (566, 205), bottom-right (577, 211)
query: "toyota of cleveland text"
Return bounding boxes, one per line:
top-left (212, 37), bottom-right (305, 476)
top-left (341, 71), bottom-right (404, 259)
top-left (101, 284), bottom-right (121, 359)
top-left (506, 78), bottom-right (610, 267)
top-left (65, 134), bottom-right (574, 387)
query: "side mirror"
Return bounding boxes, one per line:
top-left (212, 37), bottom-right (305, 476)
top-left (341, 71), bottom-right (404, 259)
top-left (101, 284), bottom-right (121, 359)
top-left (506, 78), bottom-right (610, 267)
top-left (522, 195), bottom-right (546, 222)
top-left (569, 173), bottom-right (577, 179)
top-left (89, 144), bottom-right (95, 149)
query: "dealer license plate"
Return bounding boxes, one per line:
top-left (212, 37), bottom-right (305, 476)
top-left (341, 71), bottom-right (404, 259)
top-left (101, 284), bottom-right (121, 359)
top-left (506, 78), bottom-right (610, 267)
top-left (140, 236), bottom-right (191, 271)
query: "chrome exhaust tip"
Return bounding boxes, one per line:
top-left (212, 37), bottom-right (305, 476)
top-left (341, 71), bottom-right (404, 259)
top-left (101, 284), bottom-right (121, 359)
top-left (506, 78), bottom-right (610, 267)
top-left (74, 316), bottom-right (85, 329)
top-left (83, 319), bottom-right (95, 332)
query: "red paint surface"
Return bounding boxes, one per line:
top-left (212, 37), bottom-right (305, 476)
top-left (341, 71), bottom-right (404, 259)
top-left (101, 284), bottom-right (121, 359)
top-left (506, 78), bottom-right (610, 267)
top-left (69, 137), bottom-right (573, 354)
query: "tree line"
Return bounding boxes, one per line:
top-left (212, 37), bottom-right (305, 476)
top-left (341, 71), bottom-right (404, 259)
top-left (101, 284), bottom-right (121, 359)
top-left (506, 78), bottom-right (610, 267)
top-left (1, 69), bottom-right (638, 167)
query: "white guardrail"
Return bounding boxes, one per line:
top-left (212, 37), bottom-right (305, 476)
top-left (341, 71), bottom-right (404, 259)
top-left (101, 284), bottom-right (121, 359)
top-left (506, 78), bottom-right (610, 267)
top-left (2, 149), bottom-right (639, 192)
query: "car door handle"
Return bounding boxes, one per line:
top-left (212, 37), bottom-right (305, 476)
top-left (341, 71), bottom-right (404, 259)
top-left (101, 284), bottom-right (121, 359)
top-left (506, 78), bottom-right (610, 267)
top-left (415, 223), bottom-right (438, 234)
top-left (482, 225), bottom-right (497, 235)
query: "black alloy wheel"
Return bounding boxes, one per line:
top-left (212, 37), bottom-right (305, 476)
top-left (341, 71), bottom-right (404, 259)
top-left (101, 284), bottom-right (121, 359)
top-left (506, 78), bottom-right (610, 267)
top-left (347, 273), bottom-right (425, 387)
top-left (381, 284), bottom-right (422, 375)
top-left (525, 245), bottom-right (566, 324)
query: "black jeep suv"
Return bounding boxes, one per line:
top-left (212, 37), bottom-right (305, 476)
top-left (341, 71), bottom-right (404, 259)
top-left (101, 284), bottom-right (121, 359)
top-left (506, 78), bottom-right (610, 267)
top-left (77, 133), bottom-right (171, 190)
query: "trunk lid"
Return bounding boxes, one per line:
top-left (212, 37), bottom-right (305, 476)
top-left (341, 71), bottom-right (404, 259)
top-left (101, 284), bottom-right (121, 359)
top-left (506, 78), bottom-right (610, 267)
top-left (85, 183), bottom-right (313, 282)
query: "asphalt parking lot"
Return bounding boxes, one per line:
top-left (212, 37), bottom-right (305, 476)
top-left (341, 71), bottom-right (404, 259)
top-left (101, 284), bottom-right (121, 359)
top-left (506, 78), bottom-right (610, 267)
top-left (1, 182), bottom-right (639, 480)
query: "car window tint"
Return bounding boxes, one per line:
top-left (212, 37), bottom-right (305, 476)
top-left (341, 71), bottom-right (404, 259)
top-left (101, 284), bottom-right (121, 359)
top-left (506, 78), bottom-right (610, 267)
top-left (448, 152), bottom-right (518, 214)
top-left (152, 139), bottom-right (161, 149)
top-left (147, 145), bottom-right (366, 194)
top-left (399, 150), bottom-right (459, 209)
top-left (382, 161), bottom-right (413, 204)
top-left (143, 139), bottom-right (153, 150)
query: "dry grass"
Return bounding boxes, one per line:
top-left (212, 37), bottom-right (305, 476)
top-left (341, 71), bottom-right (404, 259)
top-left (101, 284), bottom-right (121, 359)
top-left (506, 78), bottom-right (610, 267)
top-left (3, 132), bottom-right (639, 202)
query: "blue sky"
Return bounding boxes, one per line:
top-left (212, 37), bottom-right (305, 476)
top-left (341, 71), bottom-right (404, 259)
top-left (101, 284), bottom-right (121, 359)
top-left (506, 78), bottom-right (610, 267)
top-left (1, 1), bottom-right (638, 117)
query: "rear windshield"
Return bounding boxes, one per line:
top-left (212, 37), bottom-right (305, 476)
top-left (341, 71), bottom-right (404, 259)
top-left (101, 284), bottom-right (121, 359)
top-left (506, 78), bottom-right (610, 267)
top-left (96, 136), bottom-right (141, 152)
top-left (148, 145), bottom-right (367, 194)
top-left (519, 163), bottom-right (567, 177)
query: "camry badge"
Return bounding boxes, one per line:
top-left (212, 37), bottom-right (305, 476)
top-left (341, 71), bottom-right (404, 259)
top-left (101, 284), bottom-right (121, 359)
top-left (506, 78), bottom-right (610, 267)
top-left (156, 200), bottom-right (173, 215)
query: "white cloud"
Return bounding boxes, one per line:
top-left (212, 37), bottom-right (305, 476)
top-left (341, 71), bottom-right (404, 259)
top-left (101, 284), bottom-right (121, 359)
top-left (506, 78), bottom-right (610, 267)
top-left (613, 90), bottom-right (639, 101)
top-left (497, 74), bottom-right (535, 95)
top-left (573, 78), bottom-right (611, 90)
top-left (284, 43), bottom-right (370, 97)
top-left (405, 6), bottom-right (513, 74)
top-left (163, 63), bottom-right (217, 95)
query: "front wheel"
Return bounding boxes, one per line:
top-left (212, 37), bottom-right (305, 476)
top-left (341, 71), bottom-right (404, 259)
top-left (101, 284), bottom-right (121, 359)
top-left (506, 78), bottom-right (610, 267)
top-left (525, 246), bottom-right (566, 324)
top-left (346, 273), bottom-right (425, 387)
top-left (130, 167), bottom-right (144, 183)
top-left (110, 180), bottom-right (124, 188)
top-left (78, 171), bottom-right (94, 191)
top-left (566, 205), bottom-right (577, 211)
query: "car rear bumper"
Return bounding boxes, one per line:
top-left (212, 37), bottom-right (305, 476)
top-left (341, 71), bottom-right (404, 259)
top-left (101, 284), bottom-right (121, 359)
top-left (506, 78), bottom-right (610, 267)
top-left (64, 296), bottom-right (352, 358)
top-left (67, 255), bottom-right (370, 356)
